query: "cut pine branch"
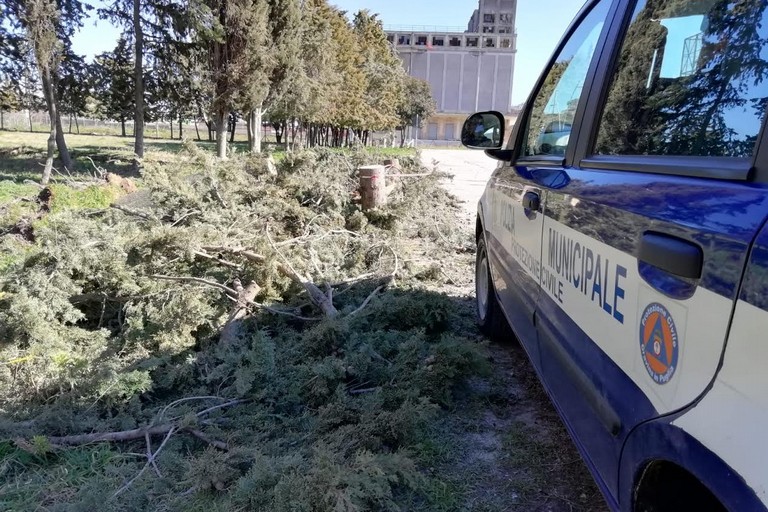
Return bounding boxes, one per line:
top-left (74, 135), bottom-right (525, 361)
top-left (202, 241), bottom-right (339, 318)
top-left (35, 398), bottom-right (248, 448)
top-left (220, 279), bottom-right (261, 345)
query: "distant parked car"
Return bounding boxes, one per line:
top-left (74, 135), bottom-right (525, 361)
top-left (461, 0), bottom-right (768, 510)
top-left (535, 121), bottom-right (572, 155)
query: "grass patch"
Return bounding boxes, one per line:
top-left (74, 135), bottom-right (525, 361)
top-left (0, 131), bottom-right (416, 186)
top-left (0, 181), bottom-right (38, 204)
top-left (48, 184), bottom-right (121, 213)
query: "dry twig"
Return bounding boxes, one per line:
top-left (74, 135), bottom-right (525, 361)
top-left (112, 426), bottom-right (176, 497)
top-left (150, 275), bottom-right (237, 297)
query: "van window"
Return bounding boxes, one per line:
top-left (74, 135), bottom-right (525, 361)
top-left (523, 0), bottom-right (611, 157)
top-left (595, 0), bottom-right (768, 158)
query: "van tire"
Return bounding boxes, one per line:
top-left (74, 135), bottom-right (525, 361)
top-left (476, 236), bottom-right (509, 341)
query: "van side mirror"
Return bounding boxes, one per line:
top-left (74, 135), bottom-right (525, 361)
top-left (461, 111), bottom-right (505, 150)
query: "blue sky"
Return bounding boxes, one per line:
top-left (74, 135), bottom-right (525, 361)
top-left (71, 0), bottom-right (583, 105)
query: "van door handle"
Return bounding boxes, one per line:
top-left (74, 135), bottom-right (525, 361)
top-left (522, 191), bottom-right (540, 211)
top-left (638, 232), bottom-right (703, 279)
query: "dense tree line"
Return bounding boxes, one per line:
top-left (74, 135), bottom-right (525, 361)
top-left (0, 0), bottom-right (436, 178)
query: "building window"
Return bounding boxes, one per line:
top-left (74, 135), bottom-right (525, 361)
top-left (387, 34), bottom-right (395, 44)
top-left (416, 35), bottom-right (428, 46)
top-left (484, 37), bottom-right (496, 48)
top-left (483, 13), bottom-right (495, 23)
top-left (449, 36), bottom-right (462, 47)
top-left (483, 25), bottom-right (495, 33)
top-left (398, 35), bottom-right (411, 45)
top-left (499, 12), bottom-right (513, 25)
top-left (466, 36), bottom-right (479, 47)
top-left (498, 26), bottom-right (512, 34)
top-left (432, 36), bottom-right (445, 46)
top-left (501, 38), bottom-right (512, 48)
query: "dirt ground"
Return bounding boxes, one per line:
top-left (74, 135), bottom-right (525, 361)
top-left (421, 149), bottom-right (498, 220)
top-left (427, 148), bottom-right (609, 511)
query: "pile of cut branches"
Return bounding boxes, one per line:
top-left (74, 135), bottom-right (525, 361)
top-left (0, 143), bottom-right (484, 510)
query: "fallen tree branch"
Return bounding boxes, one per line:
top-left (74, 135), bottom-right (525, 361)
top-left (146, 431), bottom-right (162, 477)
top-left (194, 398), bottom-right (252, 418)
top-left (200, 242), bottom-right (397, 320)
top-left (200, 245), bottom-right (284, 272)
top-left (347, 246), bottom-right (399, 316)
top-left (171, 210), bottom-right (201, 228)
top-left (150, 273), bottom-right (319, 321)
top-left (243, 301), bottom-right (322, 321)
top-left (193, 250), bottom-right (241, 270)
top-left (150, 275), bottom-right (237, 297)
top-left (86, 156), bottom-right (107, 179)
top-left (156, 396), bottom-right (229, 424)
top-left (348, 285), bottom-right (385, 317)
top-left (348, 387), bottom-right (379, 395)
top-left (266, 226), bottom-right (339, 318)
top-left (47, 423), bottom-right (175, 446)
top-left (221, 279), bottom-right (261, 345)
top-left (202, 241), bottom-right (340, 319)
top-left (40, 398), bottom-right (250, 449)
top-left (111, 204), bottom-right (156, 222)
top-left (186, 428), bottom-right (228, 450)
top-left (113, 426), bottom-right (176, 497)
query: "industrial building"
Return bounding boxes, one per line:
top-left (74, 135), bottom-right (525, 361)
top-left (385, 0), bottom-right (518, 142)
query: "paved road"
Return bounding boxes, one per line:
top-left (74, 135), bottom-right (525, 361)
top-left (421, 149), bottom-right (498, 220)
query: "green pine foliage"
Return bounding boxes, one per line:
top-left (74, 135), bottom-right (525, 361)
top-left (0, 144), bottom-right (486, 510)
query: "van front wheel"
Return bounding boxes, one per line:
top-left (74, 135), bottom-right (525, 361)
top-left (476, 236), bottom-right (509, 341)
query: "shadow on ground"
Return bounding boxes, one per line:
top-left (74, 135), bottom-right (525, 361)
top-left (422, 293), bottom-right (608, 512)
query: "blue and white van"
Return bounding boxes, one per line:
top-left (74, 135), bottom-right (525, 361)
top-left (462, 0), bottom-right (768, 510)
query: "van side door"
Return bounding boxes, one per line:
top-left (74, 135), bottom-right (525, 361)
top-left (535, 0), bottom-right (768, 504)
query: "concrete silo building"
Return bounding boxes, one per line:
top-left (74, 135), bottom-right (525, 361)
top-left (386, 0), bottom-right (517, 142)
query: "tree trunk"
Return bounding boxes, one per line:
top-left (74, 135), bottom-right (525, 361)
top-left (229, 115), bottom-right (236, 143)
top-left (121, 118), bottom-right (126, 137)
top-left (200, 107), bottom-right (214, 141)
top-left (198, 107), bottom-right (213, 142)
top-left (1, 111), bottom-right (4, 130)
top-left (195, 120), bottom-right (201, 141)
top-left (28, 110), bottom-right (33, 132)
top-left (133, 0), bottom-right (145, 172)
top-left (68, 113), bottom-right (72, 133)
top-left (170, 118), bottom-right (174, 139)
top-left (75, 114), bottom-right (79, 134)
top-left (249, 107), bottom-right (262, 153)
top-left (247, 111), bottom-right (253, 148)
top-left (39, 66), bottom-right (58, 185)
top-left (215, 108), bottom-right (228, 159)
top-left (39, 66), bottom-right (73, 172)
top-left (179, 115), bottom-right (183, 140)
top-left (53, 110), bottom-right (72, 169)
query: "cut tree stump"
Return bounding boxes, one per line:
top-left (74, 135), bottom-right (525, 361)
top-left (359, 165), bottom-right (387, 211)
